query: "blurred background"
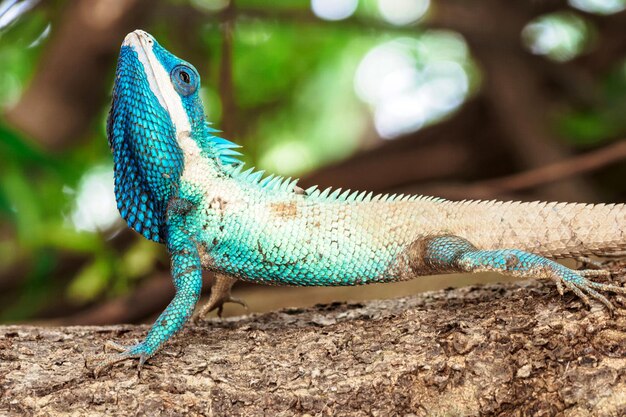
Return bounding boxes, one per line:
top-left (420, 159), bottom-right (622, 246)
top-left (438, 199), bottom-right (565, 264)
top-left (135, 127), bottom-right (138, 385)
top-left (0, 0), bottom-right (625, 325)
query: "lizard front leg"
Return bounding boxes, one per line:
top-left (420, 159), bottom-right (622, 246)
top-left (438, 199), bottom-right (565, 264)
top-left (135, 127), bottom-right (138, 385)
top-left (407, 235), bottom-right (626, 311)
top-left (93, 205), bottom-right (202, 377)
top-left (194, 273), bottom-right (247, 323)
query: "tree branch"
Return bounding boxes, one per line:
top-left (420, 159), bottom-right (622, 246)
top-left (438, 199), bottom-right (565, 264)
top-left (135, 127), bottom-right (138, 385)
top-left (474, 140), bottom-right (626, 195)
top-left (2, 265), bottom-right (625, 415)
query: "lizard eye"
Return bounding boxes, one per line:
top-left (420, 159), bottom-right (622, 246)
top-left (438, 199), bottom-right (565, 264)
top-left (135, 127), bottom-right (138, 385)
top-left (179, 71), bottom-right (190, 84)
top-left (170, 64), bottom-right (198, 96)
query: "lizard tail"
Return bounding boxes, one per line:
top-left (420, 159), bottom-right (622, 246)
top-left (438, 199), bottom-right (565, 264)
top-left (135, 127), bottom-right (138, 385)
top-left (444, 200), bottom-right (626, 258)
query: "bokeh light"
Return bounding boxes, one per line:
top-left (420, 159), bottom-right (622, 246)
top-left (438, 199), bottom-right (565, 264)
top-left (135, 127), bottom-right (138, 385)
top-left (69, 165), bottom-right (121, 233)
top-left (377, 0), bottom-right (429, 26)
top-left (569, 0), bottom-right (625, 15)
top-left (522, 12), bottom-right (591, 62)
top-left (311, 0), bottom-right (358, 21)
top-left (355, 32), bottom-right (472, 138)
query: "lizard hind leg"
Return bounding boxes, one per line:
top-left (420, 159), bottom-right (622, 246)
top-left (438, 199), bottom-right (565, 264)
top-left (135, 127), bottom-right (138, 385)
top-left (194, 273), bottom-right (247, 323)
top-left (414, 235), bottom-right (626, 312)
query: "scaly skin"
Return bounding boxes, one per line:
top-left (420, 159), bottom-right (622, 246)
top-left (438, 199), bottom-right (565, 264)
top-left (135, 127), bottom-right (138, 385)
top-left (93, 30), bottom-right (626, 376)
top-left (185, 170), bottom-right (626, 286)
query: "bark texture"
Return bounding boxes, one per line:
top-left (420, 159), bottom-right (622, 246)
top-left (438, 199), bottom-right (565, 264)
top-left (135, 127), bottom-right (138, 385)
top-left (1, 276), bottom-right (626, 416)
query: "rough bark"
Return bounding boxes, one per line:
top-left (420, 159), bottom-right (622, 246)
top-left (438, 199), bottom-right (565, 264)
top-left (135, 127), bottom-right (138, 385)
top-left (2, 273), bottom-right (626, 416)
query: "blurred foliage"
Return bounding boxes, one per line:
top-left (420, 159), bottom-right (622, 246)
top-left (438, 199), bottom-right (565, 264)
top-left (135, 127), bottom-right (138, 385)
top-left (559, 59), bottom-right (626, 144)
top-left (0, 0), bottom-right (625, 321)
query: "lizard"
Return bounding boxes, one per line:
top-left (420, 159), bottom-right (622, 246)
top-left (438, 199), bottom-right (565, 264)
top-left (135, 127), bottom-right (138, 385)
top-left (94, 29), bottom-right (626, 376)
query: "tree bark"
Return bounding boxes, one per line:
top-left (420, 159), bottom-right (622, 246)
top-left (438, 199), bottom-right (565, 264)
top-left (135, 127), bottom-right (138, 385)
top-left (1, 273), bottom-right (625, 416)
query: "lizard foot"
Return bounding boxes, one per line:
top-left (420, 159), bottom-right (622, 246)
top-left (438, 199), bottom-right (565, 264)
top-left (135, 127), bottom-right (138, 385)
top-left (554, 268), bottom-right (626, 313)
top-left (194, 274), bottom-right (247, 323)
top-left (194, 295), bottom-right (248, 323)
top-left (92, 341), bottom-right (151, 378)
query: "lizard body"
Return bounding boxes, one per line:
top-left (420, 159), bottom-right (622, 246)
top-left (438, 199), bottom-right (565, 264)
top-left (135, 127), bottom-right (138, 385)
top-left (95, 30), bottom-right (626, 375)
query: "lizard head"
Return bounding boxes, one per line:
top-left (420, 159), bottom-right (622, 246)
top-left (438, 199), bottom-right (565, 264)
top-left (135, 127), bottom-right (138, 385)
top-left (107, 30), bottom-right (206, 242)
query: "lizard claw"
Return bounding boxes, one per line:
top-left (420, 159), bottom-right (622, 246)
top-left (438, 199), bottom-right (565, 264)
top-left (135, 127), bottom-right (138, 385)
top-left (194, 295), bottom-right (248, 323)
top-left (215, 296), bottom-right (248, 317)
top-left (103, 340), bottom-right (131, 353)
top-left (91, 341), bottom-right (151, 378)
top-left (555, 278), bottom-right (565, 296)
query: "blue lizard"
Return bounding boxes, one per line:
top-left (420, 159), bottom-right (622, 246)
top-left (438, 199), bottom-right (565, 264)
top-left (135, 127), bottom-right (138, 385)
top-left (94, 30), bottom-right (626, 376)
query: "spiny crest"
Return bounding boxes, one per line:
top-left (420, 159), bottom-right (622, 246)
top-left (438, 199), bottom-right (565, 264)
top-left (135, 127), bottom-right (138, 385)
top-left (225, 163), bottom-right (300, 194)
top-left (223, 159), bottom-right (428, 204)
top-left (207, 124), bottom-right (445, 204)
top-left (205, 122), bottom-right (244, 167)
top-left (298, 184), bottom-right (429, 204)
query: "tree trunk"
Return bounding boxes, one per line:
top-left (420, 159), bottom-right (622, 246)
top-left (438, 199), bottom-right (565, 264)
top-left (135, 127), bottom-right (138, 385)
top-left (1, 276), bottom-right (625, 416)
